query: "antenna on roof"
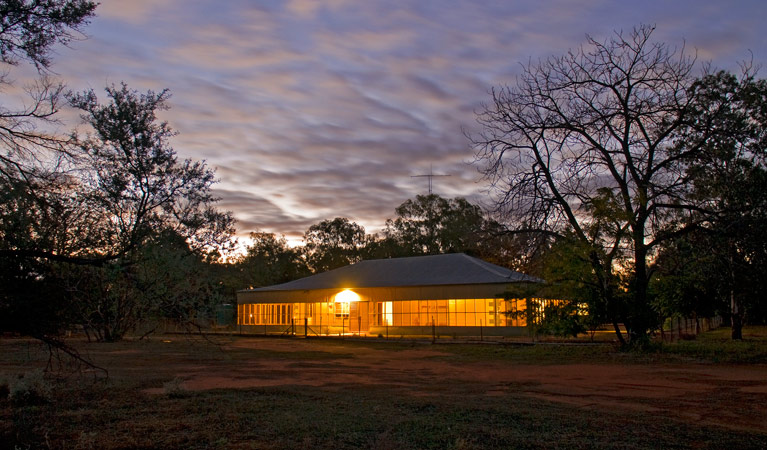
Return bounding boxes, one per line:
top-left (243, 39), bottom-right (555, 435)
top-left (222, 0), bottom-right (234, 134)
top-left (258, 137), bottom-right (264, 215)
top-left (411, 164), bottom-right (451, 194)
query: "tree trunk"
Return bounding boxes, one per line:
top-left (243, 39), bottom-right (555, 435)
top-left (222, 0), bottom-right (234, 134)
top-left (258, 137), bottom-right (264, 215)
top-left (612, 321), bottom-right (626, 346)
top-left (729, 247), bottom-right (743, 340)
top-left (630, 233), bottom-right (651, 345)
top-left (731, 288), bottom-right (743, 340)
top-left (589, 250), bottom-right (626, 346)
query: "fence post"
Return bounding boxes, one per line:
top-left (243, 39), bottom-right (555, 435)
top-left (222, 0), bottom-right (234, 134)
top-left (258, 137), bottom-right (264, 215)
top-left (304, 318), bottom-right (308, 338)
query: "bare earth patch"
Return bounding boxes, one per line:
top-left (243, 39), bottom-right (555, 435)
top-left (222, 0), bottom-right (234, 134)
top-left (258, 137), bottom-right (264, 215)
top-left (144, 338), bottom-right (767, 434)
top-left (3, 334), bottom-right (766, 447)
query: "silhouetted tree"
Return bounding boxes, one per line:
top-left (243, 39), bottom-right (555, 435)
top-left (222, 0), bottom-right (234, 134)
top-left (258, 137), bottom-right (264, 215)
top-left (304, 217), bottom-right (367, 272)
top-left (0, 0), bottom-right (96, 69)
top-left (237, 231), bottom-right (309, 287)
top-left (471, 25), bottom-right (739, 345)
top-left (1, 83), bottom-right (234, 342)
top-left (0, 2), bottom-right (234, 347)
top-left (384, 194), bottom-right (486, 255)
top-left (46, 84), bottom-right (236, 341)
top-left (62, 229), bottom-right (226, 342)
top-left (0, 0), bottom-right (96, 189)
top-left (0, 1), bottom-right (99, 348)
top-left (672, 69), bottom-right (767, 339)
top-left (69, 83), bottom-right (234, 257)
top-left (650, 233), bottom-right (723, 337)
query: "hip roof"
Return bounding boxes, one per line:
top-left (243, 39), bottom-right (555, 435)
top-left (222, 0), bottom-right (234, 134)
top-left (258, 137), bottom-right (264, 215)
top-left (241, 253), bottom-right (541, 292)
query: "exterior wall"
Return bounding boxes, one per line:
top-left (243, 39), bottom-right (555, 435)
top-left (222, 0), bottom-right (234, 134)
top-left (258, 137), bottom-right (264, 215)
top-left (237, 301), bottom-right (373, 329)
top-left (236, 298), bottom-right (530, 336)
top-left (369, 326), bottom-right (528, 337)
top-left (235, 283), bottom-right (535, 336)
top-left (236, 284), bottom-right (512, 304)
top-left (235, 324), bottom-right (529, 337)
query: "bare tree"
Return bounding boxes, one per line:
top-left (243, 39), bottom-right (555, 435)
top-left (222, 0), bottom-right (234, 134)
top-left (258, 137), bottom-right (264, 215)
top-left (471, 25), bottom-right (720, 344)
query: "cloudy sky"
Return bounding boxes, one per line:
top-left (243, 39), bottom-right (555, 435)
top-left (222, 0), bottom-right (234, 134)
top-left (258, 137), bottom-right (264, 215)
top-left (38, 0), bottom-right (767, 242)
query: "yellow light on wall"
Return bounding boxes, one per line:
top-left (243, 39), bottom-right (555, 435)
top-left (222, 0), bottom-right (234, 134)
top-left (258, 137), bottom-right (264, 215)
top-left (383, 301), bottom-right (393, 326)
top-left (334, 289), bottom-right (360, 303)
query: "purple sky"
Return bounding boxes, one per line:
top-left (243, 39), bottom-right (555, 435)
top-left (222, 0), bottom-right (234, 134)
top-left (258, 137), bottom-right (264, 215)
top-left (35, 0), bottom-right (767, 242)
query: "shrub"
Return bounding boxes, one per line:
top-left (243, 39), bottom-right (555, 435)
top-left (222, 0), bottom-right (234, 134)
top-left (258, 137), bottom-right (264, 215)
top-left (9, 369), bottom-right (53, 405)
top-left (538, 303), bottom-right (587, 338)
top-left (163, 377), bottom-right (188, 398)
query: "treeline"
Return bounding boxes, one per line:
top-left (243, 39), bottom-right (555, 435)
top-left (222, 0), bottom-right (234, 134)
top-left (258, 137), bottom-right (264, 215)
top-left (221, 194), bottom-right (538, 294)
top-left (226, 180), bottom-right (767, 344)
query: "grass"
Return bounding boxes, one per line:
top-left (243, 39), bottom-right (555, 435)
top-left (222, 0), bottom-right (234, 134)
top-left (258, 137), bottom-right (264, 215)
top-left (4, 377), bottom-right (765, 449)
top-left (1, 328), bottom-right (766, 449)
top-left (433, 326), bottom-right (767, 365)
top-left (432, 342), bottom-right (621, 365)
top-left (654, 326), bottom-right (767, 363)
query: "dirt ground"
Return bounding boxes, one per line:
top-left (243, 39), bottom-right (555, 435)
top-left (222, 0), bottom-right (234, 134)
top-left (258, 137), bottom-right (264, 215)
top-left (141, 338), bottom-right (767, 435)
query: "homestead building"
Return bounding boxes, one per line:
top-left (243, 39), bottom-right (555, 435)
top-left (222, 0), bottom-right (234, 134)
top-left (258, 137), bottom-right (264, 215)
top-left (236, 253), bottom-right (543, 337)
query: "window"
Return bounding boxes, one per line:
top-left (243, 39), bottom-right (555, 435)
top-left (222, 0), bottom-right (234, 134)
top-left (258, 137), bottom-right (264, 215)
top-left (334, 301), bottom-right (349, 318)
top-left (376, 302), bottom-right (393, 326)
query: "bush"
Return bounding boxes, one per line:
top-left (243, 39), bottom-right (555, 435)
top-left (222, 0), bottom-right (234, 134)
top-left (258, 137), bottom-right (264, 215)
top-left (8, 369), bottom-right (53, 405)
top-left (538, 303), bottom-right (587, 338)
top-left (162, 377), bottom-right (188, 398)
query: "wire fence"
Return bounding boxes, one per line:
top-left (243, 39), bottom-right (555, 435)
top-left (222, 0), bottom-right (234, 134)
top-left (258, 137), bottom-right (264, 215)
top-left (663, 315), bottom-right (723, 342)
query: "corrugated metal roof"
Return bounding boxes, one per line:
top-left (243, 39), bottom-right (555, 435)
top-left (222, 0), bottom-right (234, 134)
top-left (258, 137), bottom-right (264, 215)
top-left (242, 253), bottom-right (541, 292)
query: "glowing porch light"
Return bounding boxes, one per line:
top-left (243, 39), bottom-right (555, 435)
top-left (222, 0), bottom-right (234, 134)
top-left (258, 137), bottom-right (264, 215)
top-left (334, 289), bottom-right (360, 303)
